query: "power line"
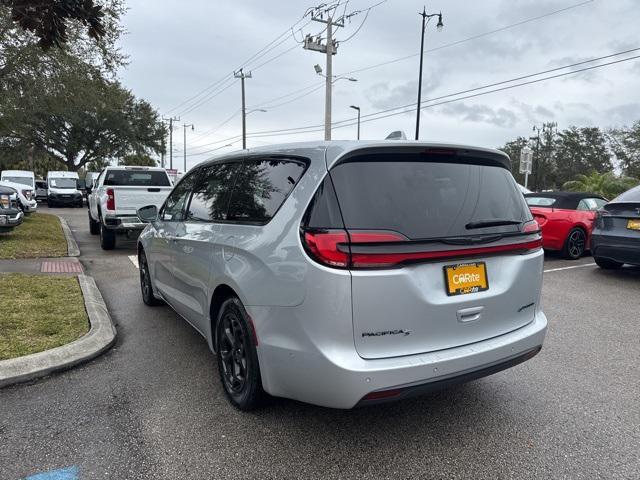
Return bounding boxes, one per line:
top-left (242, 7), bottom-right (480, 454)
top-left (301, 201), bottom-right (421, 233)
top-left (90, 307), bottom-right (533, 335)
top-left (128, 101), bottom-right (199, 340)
top-left (235, 0), bottom-right (595, 121)
top-left (340, 0), bottom-right (594, 76)
top-left (164, 15), bottom-right (312, 115)
top-left (184, 50), bottom-right (640, 155)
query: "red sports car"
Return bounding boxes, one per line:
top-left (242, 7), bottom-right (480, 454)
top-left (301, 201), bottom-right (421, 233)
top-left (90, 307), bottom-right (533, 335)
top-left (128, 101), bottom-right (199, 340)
top-left (525, 192), bottom-right (607, 259)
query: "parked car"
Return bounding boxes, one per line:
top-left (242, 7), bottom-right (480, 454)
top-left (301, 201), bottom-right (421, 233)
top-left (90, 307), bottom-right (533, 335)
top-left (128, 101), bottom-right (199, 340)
top-left (0, 185), bottom-right (24, 232)
top-left (88, 166), bottom-right (173, 250)
top-left (35, 180), bottom-right (48, 202)
top-left (525, 192), bottom-right (607, 259)
top-left (137, 141), bottom-right (547, 410)
top-left (0, 180), bottom-right (37, 215)
top-left (47, 171), bottom-right (83, 207)
top-left (591, 185), bottom-right (640, 269)
top-left (1, 169), bottom-right (36, 194)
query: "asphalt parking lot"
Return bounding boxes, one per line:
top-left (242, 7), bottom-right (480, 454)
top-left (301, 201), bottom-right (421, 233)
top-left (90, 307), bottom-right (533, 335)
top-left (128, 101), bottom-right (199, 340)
top-left (1, 205), bottom-right (639, 480)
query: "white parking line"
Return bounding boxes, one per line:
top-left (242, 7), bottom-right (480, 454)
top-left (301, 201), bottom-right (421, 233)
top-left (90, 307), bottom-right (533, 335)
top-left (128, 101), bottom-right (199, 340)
top-left (128, 255), bottom-right (139, 269)
top-left (544, 262), bottom-right (596, 273)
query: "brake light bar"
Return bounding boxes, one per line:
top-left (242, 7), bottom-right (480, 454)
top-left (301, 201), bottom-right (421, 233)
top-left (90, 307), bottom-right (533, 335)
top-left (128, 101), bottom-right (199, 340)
top-left (302, 229), bottom-right (542, 269)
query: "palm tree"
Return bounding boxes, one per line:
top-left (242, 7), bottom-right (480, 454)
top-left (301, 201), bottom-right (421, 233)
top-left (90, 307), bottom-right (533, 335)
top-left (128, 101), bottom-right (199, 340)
top-left (562, 171), bottom-right (638, 199)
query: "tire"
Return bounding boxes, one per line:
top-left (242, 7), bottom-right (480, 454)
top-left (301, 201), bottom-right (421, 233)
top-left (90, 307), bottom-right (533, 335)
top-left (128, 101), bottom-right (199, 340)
top-left (99, 220), bottom-right (116, 250)
top-left (48, 200), bottom-right (56, 208)
top-left (139, 249), bottom-right (162, 306)
top-left (215, 298), bottom-right (264, 410)
top-left (594, 256), bottom-right (623, 270)
top-left (562, 227), bottom-right (586, 260)
top-left (89, 212), bottom-right (100, 235)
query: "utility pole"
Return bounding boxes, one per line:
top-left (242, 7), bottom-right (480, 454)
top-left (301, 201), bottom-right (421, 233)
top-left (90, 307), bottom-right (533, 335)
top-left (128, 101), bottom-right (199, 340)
top-left (234, 69), bottom-right (252, 149)
top-left (304, 9), bottom-right (344, 141)
top-left (415, 7), bottom-right (443, 140)
top-left (183, 123), bottom-right (194, 173)
top-left (163, 116), bottom-right (180, 170)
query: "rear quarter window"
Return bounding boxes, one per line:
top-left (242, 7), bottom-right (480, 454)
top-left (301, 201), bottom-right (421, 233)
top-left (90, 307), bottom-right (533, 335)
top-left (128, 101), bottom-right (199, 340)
top-left (227, 158), bottom-right (307, 224)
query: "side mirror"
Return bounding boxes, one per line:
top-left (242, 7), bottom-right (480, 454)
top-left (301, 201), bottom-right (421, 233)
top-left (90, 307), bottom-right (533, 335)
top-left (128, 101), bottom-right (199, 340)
top-left (137, 204), bottom-right (158, 223)
top-left (85, 186), bottom-right (92, 194)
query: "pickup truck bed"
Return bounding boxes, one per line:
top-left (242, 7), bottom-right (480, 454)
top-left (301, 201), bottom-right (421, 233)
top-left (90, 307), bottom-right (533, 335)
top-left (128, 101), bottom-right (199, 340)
top-left (88, 167), bottom-right (173, 250)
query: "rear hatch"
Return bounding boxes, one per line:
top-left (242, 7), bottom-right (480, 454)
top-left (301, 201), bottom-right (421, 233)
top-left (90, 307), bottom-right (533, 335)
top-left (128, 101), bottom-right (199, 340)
top-left (302, 147), bottom-right (543, 360)
top-left (597, 201), bottom-right (640, 235)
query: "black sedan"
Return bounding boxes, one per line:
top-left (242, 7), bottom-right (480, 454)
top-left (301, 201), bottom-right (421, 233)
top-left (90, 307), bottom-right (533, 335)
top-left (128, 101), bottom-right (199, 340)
top-left (0, 185), bottom-right (25, 233)
top-left (591, 185), bottom-right (640, 268)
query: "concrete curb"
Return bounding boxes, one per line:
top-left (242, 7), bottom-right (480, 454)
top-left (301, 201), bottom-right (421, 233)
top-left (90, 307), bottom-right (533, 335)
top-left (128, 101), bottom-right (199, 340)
top-left (0, 274), bottom-right (117, 388)
top-left (58, 216), bottom-right (80, 257)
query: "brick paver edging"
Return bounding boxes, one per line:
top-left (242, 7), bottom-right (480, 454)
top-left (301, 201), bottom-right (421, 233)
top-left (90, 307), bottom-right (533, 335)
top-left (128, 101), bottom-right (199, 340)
top-left (0, 274), bottom-right (117, 388)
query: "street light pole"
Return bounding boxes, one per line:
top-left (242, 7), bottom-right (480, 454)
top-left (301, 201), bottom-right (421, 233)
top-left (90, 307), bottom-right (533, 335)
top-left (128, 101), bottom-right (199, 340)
top-left (183, 123), bottom-right (194, 173)
top-left (350, 105), bottom-right (361, 140)
top-left (415, 7), bottom-right (443, 140)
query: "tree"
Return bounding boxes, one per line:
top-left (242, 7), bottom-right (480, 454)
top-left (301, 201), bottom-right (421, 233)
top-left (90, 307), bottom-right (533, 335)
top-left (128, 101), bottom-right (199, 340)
top-left (554, 127), bottom-right (611, 187)
top-left (498, 137), bottom-right (529, 185)
top-left (1, 51), bottom-right (166, 172)
top-left (120, 153), bottom-right (157, 167)
top-left (608, 121), bottom-right (640, 178)
top-left (562, 171), bottom-right (637, 199)
top-left (2, 0), bottom-right (105, 49)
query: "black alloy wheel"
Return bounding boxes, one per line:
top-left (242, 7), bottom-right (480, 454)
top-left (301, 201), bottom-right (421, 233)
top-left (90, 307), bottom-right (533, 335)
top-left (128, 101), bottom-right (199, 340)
top-left (563, 228), bottom-right (586, 260)
top-left (215, 298), bottom-right (264, 410)
top-left (139, 250), bottom-right (162, 306)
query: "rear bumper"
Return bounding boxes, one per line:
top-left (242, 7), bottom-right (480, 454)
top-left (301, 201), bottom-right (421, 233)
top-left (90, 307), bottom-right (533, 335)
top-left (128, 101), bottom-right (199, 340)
top-left (591, 234), bottom-right (640, 266)
top-left (103, 215), bottom-right (147, 231)
top-left (255, 309), bottom-right (547, 409)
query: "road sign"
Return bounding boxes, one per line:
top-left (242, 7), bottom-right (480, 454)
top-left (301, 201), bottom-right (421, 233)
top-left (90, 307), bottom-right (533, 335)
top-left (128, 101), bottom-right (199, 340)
top-left (519, 147), bottom-right (533, 175)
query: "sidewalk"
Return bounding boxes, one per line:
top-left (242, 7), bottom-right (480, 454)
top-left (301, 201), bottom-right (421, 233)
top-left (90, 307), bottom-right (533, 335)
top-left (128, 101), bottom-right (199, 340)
top-left (0, 257), bottom-right (83, 275)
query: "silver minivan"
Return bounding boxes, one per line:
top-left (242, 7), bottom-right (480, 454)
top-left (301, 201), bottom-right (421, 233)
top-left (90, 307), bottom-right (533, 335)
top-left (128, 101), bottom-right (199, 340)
top-left (137, 141), bottom-right (547, 410)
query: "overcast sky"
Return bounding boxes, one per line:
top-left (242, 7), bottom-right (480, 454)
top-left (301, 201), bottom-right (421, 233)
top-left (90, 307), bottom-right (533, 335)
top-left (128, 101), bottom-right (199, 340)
top-left (117, 0), bottom-right (640, 171)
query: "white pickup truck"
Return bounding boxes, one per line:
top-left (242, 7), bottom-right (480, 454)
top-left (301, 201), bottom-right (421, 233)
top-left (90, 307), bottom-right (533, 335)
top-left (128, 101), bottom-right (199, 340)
top-left (88, 166), bottom-right (173, 250)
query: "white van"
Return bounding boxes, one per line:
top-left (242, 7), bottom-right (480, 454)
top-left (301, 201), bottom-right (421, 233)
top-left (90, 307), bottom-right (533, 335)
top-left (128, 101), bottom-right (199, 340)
top-left (46, 171), bottom-right (83, 207)
top-left (1, 170), bottom-right (35, 192)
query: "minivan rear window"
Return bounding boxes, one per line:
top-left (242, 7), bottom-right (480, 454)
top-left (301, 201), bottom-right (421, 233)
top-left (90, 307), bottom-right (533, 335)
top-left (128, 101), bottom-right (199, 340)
top-left (329, 154), bottom-right (530, 240)
top-left (103, 170), bottom-right (171, 187)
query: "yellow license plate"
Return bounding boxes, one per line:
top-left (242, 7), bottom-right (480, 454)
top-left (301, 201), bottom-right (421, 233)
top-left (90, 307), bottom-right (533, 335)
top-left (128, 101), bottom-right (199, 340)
top-left (444, 262), bottom-right (489, 296)
top-left (627, 219), bottom-right (640, 231)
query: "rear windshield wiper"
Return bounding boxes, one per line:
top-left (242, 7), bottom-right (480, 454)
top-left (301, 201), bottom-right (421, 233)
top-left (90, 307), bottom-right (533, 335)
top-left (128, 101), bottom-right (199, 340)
top-left (465, 219), bottom-right (522, 230)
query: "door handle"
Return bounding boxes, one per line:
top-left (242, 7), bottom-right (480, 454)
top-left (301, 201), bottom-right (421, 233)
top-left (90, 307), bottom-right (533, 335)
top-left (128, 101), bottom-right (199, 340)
top-left (457, 306), bottom-right (484, 324)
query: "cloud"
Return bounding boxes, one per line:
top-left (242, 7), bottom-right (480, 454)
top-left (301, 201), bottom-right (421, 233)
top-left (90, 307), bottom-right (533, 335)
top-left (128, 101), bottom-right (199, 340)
top-left (605, 103), bottom-right (640, 126)
top-left (438, 103), bottom-right (518, 128)
top-left (366, 73), bottom-right (441, 110)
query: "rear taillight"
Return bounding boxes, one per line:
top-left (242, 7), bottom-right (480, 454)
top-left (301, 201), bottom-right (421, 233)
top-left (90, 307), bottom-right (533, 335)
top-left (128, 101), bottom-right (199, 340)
top-left (302, 229), bottom-right (542, 269)
top-left (303, 230), bottom-right (349, 267)
top-left (106, 188), bottom-right (115, 210)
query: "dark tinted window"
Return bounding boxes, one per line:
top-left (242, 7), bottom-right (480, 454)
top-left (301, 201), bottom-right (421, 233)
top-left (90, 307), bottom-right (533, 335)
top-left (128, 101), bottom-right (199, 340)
top-left (104, 170), bottom-right (171, 187)
top-left (612, 185), bottom-right (640, 203)
top-left (186, 163), bottom-right (238, 222)
top-left (161, 172), bottom-right (198, 221)
top-left (302, 176), bottom-right (344, 229)
top-left (228, 158), bottom-right (306, 223)
top-left (330, 155), bottom-right (531, 240)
